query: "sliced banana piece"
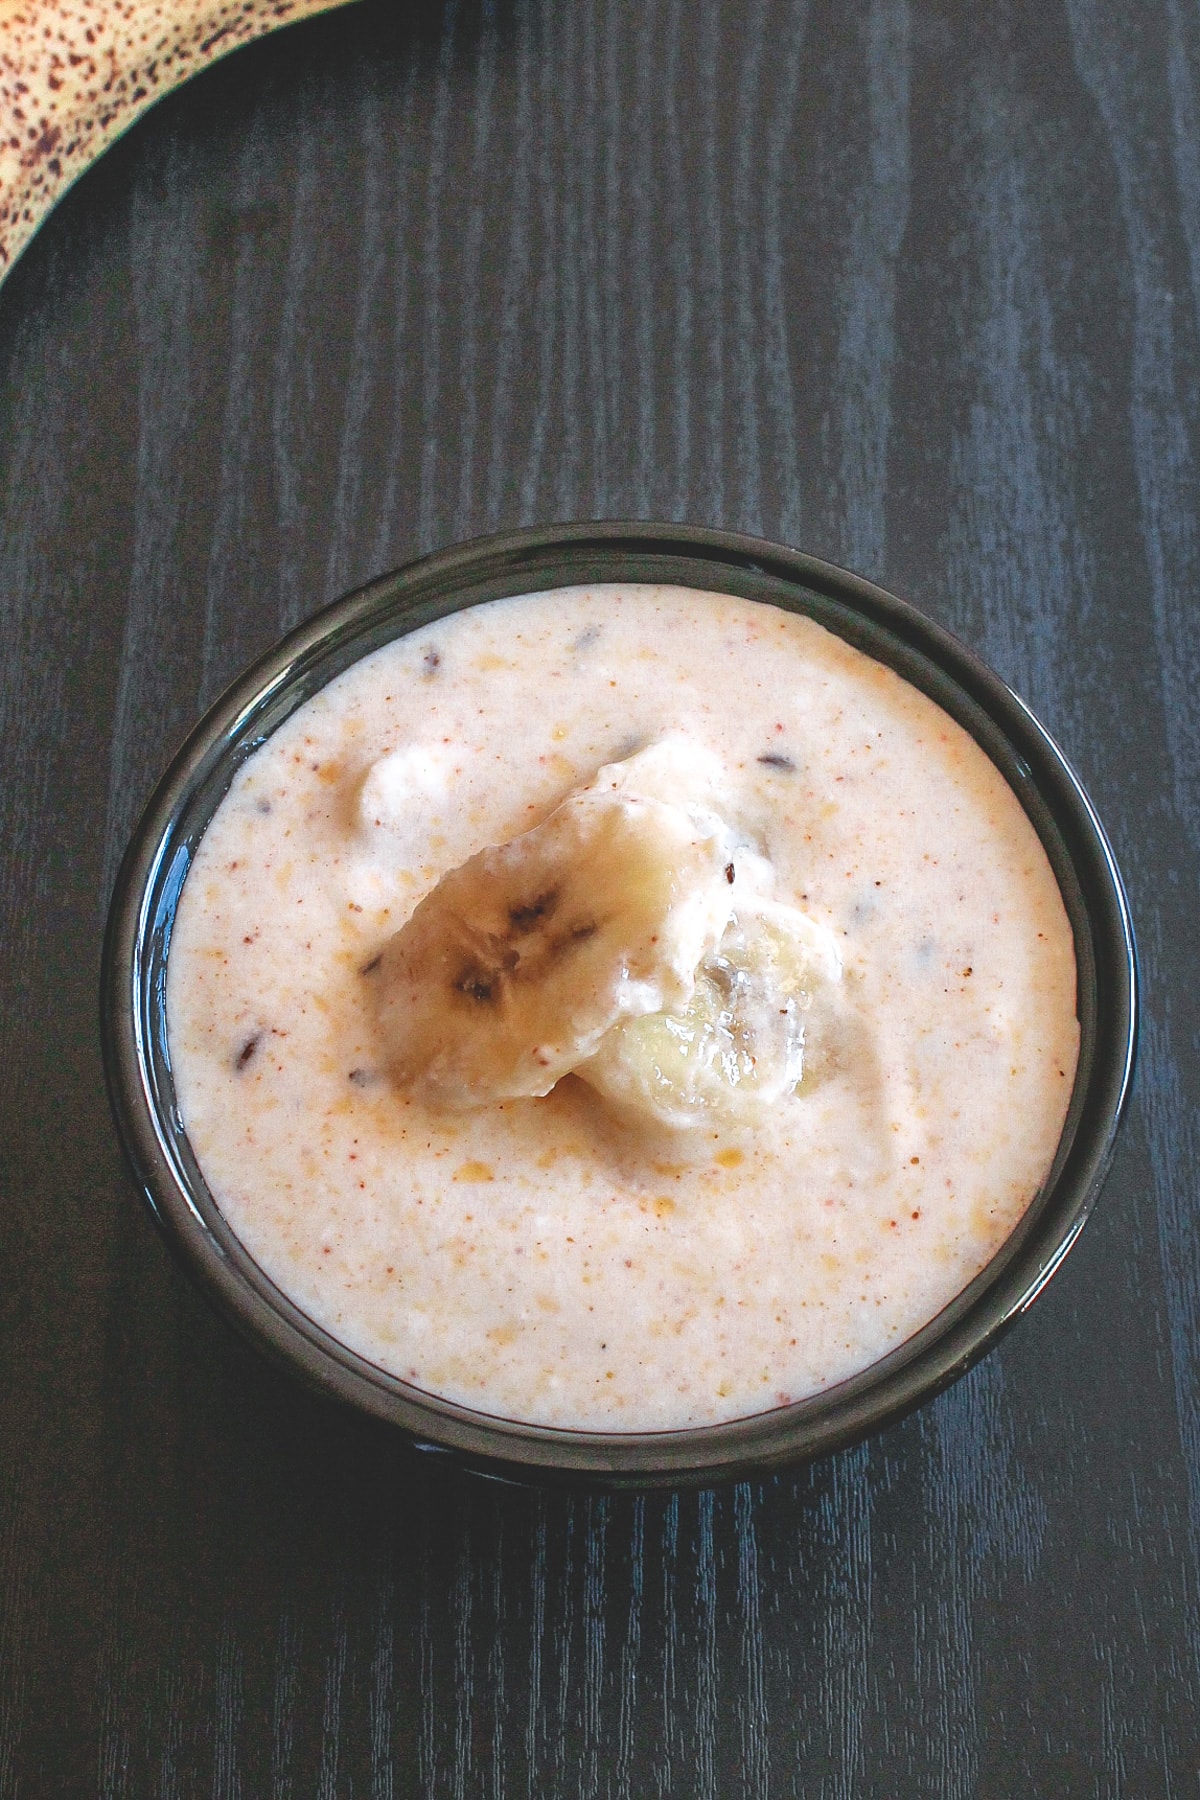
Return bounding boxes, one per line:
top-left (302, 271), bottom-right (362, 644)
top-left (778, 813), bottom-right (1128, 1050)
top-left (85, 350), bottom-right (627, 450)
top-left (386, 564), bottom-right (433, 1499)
top-left (356, 742), bottom-right (457, 867)
top-left (575, 901), bottom-right (843, 1132)
top-left (360, 743), bottom-right (454, 829)
top-left (375, 761), bottom-right (739, 1107)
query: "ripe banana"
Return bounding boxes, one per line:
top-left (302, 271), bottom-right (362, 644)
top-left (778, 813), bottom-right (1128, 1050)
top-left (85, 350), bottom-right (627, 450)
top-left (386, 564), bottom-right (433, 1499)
top-left (576, 900), bottom-right (843, 1132)
top-left (375, 744), bottom-right (742, 1109)
top-left (0, 0), bottom-right (354, 281)
top-left (374, 738), bottom-right (843, 1132)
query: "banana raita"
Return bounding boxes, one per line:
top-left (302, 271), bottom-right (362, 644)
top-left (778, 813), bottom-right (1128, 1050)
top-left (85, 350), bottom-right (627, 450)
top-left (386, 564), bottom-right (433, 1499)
top-left (166, 586), bottom-right (1080, 1429)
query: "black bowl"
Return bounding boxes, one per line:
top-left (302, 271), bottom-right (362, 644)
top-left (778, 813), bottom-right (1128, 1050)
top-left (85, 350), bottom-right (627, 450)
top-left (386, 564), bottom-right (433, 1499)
top-left (101, 522), bottom-right (1138, 1488)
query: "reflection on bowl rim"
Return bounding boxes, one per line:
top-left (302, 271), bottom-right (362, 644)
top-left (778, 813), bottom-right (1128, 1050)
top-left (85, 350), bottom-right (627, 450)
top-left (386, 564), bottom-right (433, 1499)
top-left (100, 522), bottom-right (1138, 1489)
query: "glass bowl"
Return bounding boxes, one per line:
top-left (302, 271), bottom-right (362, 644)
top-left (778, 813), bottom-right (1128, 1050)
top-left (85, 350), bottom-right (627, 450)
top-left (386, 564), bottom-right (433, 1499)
top-left (100, 522), bottom-right (1138, 1487)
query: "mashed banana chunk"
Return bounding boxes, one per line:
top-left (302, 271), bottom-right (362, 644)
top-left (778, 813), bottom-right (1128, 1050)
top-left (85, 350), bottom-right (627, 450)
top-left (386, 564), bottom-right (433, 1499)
top-left (376, 737), bottom-right (842, 1126)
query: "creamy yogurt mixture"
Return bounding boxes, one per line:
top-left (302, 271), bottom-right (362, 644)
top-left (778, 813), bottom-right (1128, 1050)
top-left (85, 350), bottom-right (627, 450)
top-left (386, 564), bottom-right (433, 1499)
top-left (166, 585), bottom-right (1079, 1430)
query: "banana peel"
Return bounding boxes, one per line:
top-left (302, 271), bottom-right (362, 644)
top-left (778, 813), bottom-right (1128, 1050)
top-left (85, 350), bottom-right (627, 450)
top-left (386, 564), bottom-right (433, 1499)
top-left (0, 0), bottom-right (354, 281)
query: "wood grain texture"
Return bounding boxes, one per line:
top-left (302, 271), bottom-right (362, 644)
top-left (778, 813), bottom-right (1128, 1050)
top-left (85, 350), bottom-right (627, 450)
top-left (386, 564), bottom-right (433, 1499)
top-left (0, 0), bottom-right (1196, 1791)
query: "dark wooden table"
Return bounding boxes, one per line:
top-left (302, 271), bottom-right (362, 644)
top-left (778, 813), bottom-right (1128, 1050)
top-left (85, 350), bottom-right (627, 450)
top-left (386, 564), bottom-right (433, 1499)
top-left (2, 0), bottom-right (1197, 1790)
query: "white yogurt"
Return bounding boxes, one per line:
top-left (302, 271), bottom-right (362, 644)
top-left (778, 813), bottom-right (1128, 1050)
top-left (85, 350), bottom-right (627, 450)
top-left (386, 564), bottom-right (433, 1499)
top-left (165, 585), bottom-right (1079, 1430)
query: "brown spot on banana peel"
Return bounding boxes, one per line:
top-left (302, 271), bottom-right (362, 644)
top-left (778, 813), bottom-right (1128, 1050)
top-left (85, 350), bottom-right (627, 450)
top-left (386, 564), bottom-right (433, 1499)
top-left (0, 0), bottom-right (360, 280)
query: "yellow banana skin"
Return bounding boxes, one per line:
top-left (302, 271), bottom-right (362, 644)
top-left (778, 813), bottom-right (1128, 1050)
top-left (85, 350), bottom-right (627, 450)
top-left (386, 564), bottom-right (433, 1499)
top-left (0, 0), bottom-right (355, 281)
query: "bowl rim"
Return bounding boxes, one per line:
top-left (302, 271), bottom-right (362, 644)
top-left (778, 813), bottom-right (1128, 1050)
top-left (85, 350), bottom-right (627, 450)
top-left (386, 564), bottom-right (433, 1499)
top-left (100, 520), bottom-right (1139, 1488)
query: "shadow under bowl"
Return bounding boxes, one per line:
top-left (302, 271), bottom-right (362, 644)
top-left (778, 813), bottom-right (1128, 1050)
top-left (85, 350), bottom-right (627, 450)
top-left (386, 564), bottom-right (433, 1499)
top-left (101, 522), bottom-right (1138, 1488)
